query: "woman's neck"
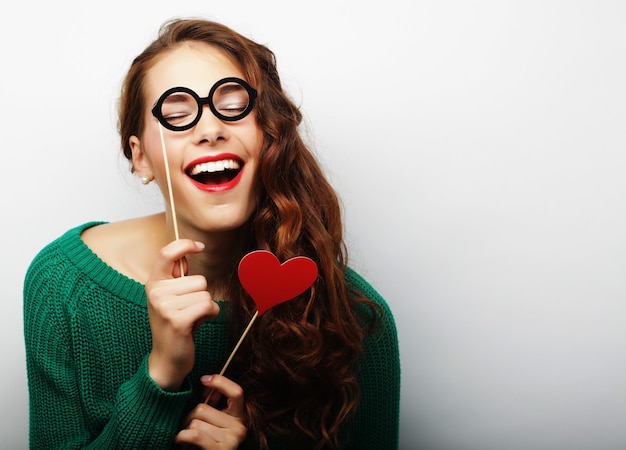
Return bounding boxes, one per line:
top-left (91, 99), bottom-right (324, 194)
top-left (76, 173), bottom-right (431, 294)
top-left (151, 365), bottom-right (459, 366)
top-left (166, 214), bottom-right (250, 299)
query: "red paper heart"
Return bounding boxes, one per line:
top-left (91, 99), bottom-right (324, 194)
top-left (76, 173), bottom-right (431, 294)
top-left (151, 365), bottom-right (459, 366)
top-left (238, 250), bottom-right (318, 315)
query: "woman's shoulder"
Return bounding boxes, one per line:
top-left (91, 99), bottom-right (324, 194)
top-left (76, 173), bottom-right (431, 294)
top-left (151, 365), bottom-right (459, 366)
top-left (24, 221), bottom-right (109, 311)
top-left (345, 267), bottom-right (390, 310)
top-left (27, 221), bottom-right (106, 274)
top-left (80, 214), bottom-right (165, 284)
top-left (345, 266), bottom-right (397, 331)
top-left (27, 216), bottom-right (156, 275)
top-left (23, 217), bottom-right (160, 308)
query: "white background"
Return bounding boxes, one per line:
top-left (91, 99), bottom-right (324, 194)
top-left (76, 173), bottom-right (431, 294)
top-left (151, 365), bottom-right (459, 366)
top-left (2, 1), bottom-right (625, 449)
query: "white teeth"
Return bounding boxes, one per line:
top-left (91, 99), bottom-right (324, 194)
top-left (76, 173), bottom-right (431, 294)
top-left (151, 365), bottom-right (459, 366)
top-left (189, 159), bottom-right (241, 175)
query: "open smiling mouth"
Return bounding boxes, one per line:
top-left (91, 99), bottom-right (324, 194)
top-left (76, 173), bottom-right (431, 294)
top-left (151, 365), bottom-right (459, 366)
top-left (186, 158), bottom-right (243, 187)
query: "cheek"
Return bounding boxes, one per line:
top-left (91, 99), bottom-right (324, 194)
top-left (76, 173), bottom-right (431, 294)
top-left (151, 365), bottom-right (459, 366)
top-left (247, 126), bottom-right (265, 159)
top-left (246, 126), bottom-right (264, 187)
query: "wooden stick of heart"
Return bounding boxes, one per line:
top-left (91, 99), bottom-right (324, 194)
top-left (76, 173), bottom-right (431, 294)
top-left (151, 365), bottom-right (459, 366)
top-left (157, 123), bottom-right (185, 277)
top-left (203, 310), bottom-right (259, 404)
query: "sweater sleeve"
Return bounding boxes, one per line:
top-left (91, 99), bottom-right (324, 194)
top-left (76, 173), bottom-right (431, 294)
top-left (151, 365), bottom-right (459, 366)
top-left (346, 269), bottom-right (401, 450)
top-left (86, 357), bottom-right (192, 449)
top-left (23, 240), bottom-right (193, 449)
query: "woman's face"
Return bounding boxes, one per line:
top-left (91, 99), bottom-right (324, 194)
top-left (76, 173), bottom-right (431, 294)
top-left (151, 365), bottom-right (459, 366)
top-left (131, 41), bottom-right (263, 234)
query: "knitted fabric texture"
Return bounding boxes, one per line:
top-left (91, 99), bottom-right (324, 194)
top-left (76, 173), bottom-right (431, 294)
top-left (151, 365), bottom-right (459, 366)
top-left (24, 222), bottom-right (401, 449)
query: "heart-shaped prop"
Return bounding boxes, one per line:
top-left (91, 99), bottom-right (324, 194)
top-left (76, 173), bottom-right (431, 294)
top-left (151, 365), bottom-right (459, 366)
top-left (238, 250), bottom-right (319, 315)
top-left (204, 250), bottom-right (318, 404)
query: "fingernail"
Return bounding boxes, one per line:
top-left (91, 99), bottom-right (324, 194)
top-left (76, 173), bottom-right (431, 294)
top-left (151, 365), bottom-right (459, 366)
top-left (194, 241), bottom-right (205, 250)
top-left (201, 375), bottom-right (213, 383)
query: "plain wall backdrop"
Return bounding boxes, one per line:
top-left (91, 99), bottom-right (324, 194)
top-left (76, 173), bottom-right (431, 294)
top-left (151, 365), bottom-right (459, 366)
top-left (2, 1), bottom-right (626, 449)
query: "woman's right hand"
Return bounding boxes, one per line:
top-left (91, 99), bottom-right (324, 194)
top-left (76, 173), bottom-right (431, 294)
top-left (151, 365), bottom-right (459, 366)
top-left (145, 239), bottom-right (220, 391)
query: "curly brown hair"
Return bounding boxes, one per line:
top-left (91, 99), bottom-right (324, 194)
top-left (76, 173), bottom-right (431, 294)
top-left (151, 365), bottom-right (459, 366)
top-left (118, 18), bottom-right (379, 449)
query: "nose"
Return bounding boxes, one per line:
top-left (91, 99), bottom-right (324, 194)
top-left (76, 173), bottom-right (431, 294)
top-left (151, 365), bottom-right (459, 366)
top-left (194, 104), bottom-right (228, 144)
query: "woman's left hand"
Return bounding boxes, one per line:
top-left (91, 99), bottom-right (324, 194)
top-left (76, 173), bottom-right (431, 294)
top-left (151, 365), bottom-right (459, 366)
top-left (175, 375), bottom-right (247, 449)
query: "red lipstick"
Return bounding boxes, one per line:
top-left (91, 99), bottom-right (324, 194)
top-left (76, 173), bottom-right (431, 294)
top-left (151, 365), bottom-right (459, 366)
top-left (185, 153), bottom-right (244, 193)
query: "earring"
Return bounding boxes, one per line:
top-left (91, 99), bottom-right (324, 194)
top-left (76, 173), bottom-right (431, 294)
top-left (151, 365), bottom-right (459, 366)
top-left (140, 176), bottom-right (152, 185)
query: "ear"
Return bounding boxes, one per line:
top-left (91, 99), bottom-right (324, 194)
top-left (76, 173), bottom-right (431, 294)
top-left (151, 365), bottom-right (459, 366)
top-left (130, 135), bottom-right (153, 177)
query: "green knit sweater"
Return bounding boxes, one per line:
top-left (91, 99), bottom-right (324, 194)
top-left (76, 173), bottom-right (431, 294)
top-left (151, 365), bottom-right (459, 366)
top-left (23, 222), bottom-right (400, 449)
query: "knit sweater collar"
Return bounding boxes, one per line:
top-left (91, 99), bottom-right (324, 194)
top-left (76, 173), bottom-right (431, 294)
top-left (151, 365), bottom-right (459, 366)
top-left (61, 221), bottom-right (147, 304)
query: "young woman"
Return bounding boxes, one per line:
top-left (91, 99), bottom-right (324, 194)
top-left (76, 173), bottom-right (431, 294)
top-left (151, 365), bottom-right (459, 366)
top-left (23, 18), bottom-right (400, 449)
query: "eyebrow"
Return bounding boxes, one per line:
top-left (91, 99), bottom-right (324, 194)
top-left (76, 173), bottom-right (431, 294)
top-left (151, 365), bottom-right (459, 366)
top-left (214, 84), bottom-right (247, 96)
top-left (162, 93), bottom-right (193, 103)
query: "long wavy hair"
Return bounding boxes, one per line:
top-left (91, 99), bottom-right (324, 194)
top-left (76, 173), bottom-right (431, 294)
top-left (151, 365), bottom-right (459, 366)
top-left (119, 18), bottom-right (379, 449)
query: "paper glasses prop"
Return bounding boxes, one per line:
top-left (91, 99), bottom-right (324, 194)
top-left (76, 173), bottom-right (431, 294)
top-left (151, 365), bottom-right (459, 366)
top-left (154, 120), bottom-right (319, 404)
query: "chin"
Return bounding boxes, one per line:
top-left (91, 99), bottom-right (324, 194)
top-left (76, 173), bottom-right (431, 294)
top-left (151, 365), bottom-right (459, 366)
top-left (197, 208), bottom-right (255, 234)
